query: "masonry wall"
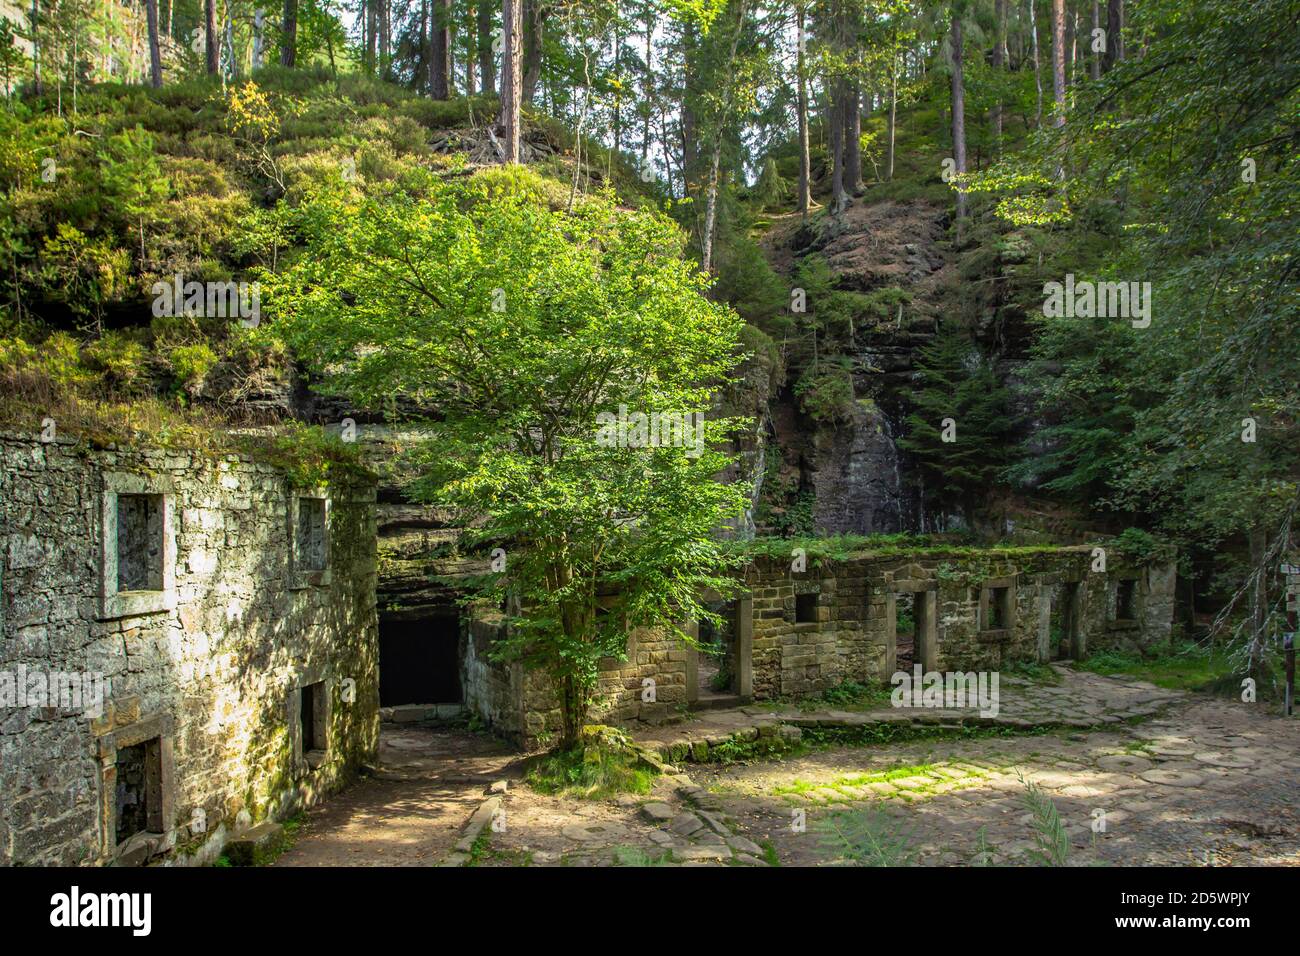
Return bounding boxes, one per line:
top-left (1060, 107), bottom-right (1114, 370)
top-left (0, 432), bottom-right (379, 866)
top-left (746, 546), bottom-right (1176, 698)
top-left (462, 611), bottom-right (688, 748)
top-left (461, 544), bottom-right (1176, 742)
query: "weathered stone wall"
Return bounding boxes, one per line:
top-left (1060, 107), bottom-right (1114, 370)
top-left (459, 544), bottom-right (1175, 743)
top-left (461, 611), bottom-right (689, 748)
top-left (745, 546), bottom-right (1176, 697)
top-left (0, 432), bottom-right (379, 866)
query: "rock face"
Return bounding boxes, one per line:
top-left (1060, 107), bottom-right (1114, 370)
top-left (750, 199), bottom-right (960, 536)
top-left (812, 400), bottom-right (904, 535)
top-left (0, 432), bottom-right (379, 866)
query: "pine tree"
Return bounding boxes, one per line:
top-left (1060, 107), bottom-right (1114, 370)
top-left (899, 322), bottom-right (1018, 525)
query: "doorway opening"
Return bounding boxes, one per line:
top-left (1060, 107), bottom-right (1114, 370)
top-left (379, 614), bottom-right (462, 705)
top-left (894, 592), bottom-right (916, 671)
top-left (697, 600), bottom-right (738, 703)
top-left (1052, 582), bottom-right (1081, 660)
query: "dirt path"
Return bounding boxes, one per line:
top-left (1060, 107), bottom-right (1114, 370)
top-left (692, 693), bottom-right (1300, 866)
top-left (273, 725), bottom-right (523, 867)
top-left (273, 674), bottom-right (1300, 867)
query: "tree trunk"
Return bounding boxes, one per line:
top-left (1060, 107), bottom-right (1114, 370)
top-left (366, 0), bottom-right (377, 73)
top-left (30, 0), bottom-right (42, 96)
top-left (205, 0), bottom-right (219, 73)
top-left (500, 0), bottom-right (522, 163)
top-left (521, 0), bottom-right (546, 105)
top-left (253, 7), bottom-right (265, 69)
top-left (991, 0), bottom-right (1006, 146)
top-left (1247, 526), bottom-right (1270, 681)
top-left (796, 5), bottom-right (811, 217)
top-left (950, 12), bottom-right (967, 234)
top-left (279, 0), bottom-right (297, 67)
top-left (477, 0), bottom-right (495, 93)
top-left (431, 0), bottom-right (451, 98)
top-left (641, 16), bottom-right (652, 166)
top-left (843, 80), bottom-right (861, 194)
top-left (1028, 0), bottom-right (1043, 126)
top-left (1051, 0), bottom-right (1066, 126)
top-left (1103, 0), bottom-right (1123, 71)
top-left (1090, 1), bottom-right (1101, 79)
top-left (145, 0), bottom-right (162, 87)
top-left (828, 81), bottom-right (845, 214)
top-left (700, 139), bottom-right (722, 273)
top-left (464, 8), bottom-right (477, 93)
top-left (887, 55), bottom-right (898, 179)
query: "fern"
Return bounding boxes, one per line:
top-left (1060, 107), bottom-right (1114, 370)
top-left (814, 806), bottom-right (919, 867)
top-left (1017, 772), bottom-right (1071, 866)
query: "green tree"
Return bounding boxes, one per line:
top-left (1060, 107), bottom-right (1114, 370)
top-left (899, 321), bottom-right (1017, 525)
top-left (271, 168), bottom-right (751, 748)
top-left (99, 126), bottom-right (169, 262)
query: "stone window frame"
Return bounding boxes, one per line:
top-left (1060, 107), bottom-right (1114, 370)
top-left (288, 665), bottom-right (332, 773)
top-left (98, 472), bottom-right (177, 619)
top-left (287, 489), bottom-right (332, 590)
top-left (978, 576), bottom-right (1018, 639)
top-left (1110, 574), bottom-right (1143, 627)
top-left (884, 572), bottom-right (940, 674)
top-left (793, 583), bottom-right (822, 625)
top-left (95, 712), bottom-right (176, 864)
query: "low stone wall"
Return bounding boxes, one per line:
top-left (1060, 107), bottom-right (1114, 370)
top-left (0, 432), bottom-right (379, 866)
top-left (462, 611), bottom-right (690, 748)
top-left (746, 546), bottom-right (1175, 698)
top-left (454, 545), bottom-right (1176, 745)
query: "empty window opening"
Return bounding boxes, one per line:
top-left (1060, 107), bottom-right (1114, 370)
top-left (379, 615), bottom-right (462, 706)
top-left (894, 592), bottom-right (916, 671)
top-left (116, 494), bottom-right (163, 591)
top-left (115, 738), bottom-right (162, 844)
top-left (295, 498), bottom-right (327, 571)
top-left (1116, 579), bottom-right (1137, 621)
top-left (300, 682), bottom-right (326, 755)
top-left (986, 586), bottom-right (1012, 630)
top-left (795, 592), bottom-right (819, 624)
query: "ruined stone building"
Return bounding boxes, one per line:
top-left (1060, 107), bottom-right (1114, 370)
top-left (0, 424), bottom-right (1179, 864)
top-left (462, 545), bottom-right (1176, 746)
top-left (0, 432), bottom-right (378, 865)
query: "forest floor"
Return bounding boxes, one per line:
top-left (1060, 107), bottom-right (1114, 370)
top-left (272, 669), bottom-right (1300, 867)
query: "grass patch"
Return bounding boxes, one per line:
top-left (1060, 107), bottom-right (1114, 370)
top-left (1001, 660), bottom-right (1064, 685)
top-left (1075, 641), bottom-right (1236, 692)
top-left (774, 762), bottom-right (940, 795)
top-left (611, 845), bottom-right (672, 867)
top-left (524, 728), bottom-right (659, 800)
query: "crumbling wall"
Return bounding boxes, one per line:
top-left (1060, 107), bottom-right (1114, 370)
top-left (0, 432), bottom-right (379, 866)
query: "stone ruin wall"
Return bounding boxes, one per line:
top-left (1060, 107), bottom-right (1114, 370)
top-left (465, 545), bottom-right (1176, 745)
top-left (0, 432), bottom-right (379, 866)
top-left (462, 610), bottom-right (689, 747)
top-left (746, 546), bottom-right (1176, 698)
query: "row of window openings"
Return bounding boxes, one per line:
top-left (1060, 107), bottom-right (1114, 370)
top-left (114, 683), bottom-right (327, 848)
top-left (115, 494), bottom-right (327, 593)
top-left (791, 583), bottom-right (1138, 629)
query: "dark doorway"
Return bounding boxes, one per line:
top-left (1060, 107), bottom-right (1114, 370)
top-left (1052, 582), bottom-right (1081, 660)
top-left (379, 615), bottom-right (462, 705)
